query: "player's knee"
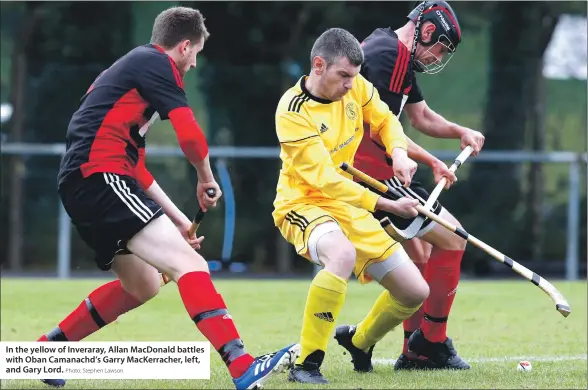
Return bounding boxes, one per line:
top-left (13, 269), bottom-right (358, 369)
top-left (165, 251), bottom-right (210, 283)
top-left (121, 270), bottom-right (161, 303)
top-left (392, 276), bottom-right (429, 307)
top-left (402, 280), bottom-right (429, 307)
top-left (321, 240), bottom-right (356, 279)
top-left (428, 209), bottom-right (467, 251)
top-left (310, 223), bottom-right (355, 279)
top-left (412, 279), bottom-right (430, 305)
top-left (336, 243), bottom-right (357, 278)
top-left (113, 255), bottom-right (161, 303)
top-left (442, 212), bottom-right (467, 250)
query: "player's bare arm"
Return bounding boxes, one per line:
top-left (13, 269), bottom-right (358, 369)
top-left (167, 108), bottom-right (222, 211)
top-left (406, 136), bottom-right (457, 189)
top-left (137, 43), bottom-right (222, 212)
top-left (143, 181), bottom-right (205, 249)
top-left (390, 147), bottom-right (418, 188)
top-left (404, 100), bottom-right (485, 155)
top-left (133, 150), bottom-right (204, 248)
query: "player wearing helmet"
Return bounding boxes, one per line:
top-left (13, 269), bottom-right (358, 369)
top-left (335, 1), bottom-right (485, 371)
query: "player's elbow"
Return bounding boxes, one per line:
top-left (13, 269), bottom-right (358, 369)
top-left (408, 108), bottom-right (433, 133)
top-left (409, 114), bottom-right (424, 131)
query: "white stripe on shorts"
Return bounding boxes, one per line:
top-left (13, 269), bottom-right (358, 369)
top-left (103, 173), bottom-right (152, 223)
top-left (386, 177), bottom-right (441, 235)
top-left (386, 177), bottom-right (427, 204)
top-left (109, 173), bottom-right (153, 221)
top-left (118, 176), bottom-right (154, 218)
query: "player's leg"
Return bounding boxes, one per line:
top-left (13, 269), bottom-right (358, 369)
top-left (47, 173), bottom-right (297, 389)
top-left (40, 174), bottom-right (164, 388)
top-left (38, 253), bottom-right (160, 388)
top-left (127, 214), bottom-right (299, 389)
top-left (37, 254), bottom-right (159, 343)
top-left (275, 206), bottom-right (354, 385)
top-left (334, 220), bottom-right (429, 373)
top-left (397, 238), bottom-right (431, 367)
top-left (288, 223), bottom-right (352, 384)
top-left (407, 208), bottom-right (469, 369)
top-left (380, 177), bottom-right (469, 369)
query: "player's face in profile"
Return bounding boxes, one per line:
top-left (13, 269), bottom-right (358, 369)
top-left (418, 41), bottom-right (449, 66)
top-left (321, 57), bottom-right (360, 101)
top-left (416, 22), bottom-right (455, 72)
top-left (178, 38), bottom-right (204, 77)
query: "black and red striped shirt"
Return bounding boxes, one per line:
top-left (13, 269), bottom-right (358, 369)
top-left (58, 44), bottom-right (208, 189)
top-left (355, 28), bottom-right (424, 180)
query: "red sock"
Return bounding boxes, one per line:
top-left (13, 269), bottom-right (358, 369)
top-left (177, 271), bottom-right (254, 379)
top-left (421, 249), bottom-right (464, 343)
top-left (402, 262), bottom-right (427, 354)
top-left (38, 280), bottom-right (143, 342)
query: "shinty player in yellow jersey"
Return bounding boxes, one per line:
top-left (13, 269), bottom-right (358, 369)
top-left (272, 28), bottom-right (430, 385)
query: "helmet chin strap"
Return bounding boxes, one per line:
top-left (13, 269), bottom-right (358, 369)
top-left (411, 2), bottom-right (426, 72)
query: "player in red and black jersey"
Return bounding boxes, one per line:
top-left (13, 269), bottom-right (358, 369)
top-left (335, 1), bottom-right (485, 371)
top-left (40, 7), bottom-right (299, 389)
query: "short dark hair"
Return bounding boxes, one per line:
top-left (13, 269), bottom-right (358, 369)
top-left (310, 28), bottom-right (364, 68)
top-left (150, 7), bottom-right (210, 49)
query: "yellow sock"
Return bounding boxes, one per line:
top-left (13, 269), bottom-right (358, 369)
top-left (352, 290), bottom-right (421, 351)
top-left (295, 269), bottom-right (347, 366)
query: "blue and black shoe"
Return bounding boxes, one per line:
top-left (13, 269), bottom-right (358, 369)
top-left (41, 379), bottom-right (66, 388)
top-left (233, 343), bottom-right (300, 390)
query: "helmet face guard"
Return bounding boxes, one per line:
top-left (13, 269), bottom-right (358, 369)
top-left (408, 1), bottom-right (461, 75)
top-left (413, 34), bottom-right (456, 74)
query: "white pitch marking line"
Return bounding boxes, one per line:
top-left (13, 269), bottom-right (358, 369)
top-left (374, 355), bottom-right (587, 365)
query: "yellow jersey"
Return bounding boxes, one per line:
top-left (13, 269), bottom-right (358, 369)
top-left (272, 74), bottom-right (408, 225)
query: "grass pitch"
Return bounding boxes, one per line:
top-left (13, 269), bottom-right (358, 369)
top-left (1, 278), bottom-right (586, 389)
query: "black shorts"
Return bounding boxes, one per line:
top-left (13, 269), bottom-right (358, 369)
top-left (58, 171), bottom-right (163, 271)
top-left (359, 177), bottom-right (443, 236)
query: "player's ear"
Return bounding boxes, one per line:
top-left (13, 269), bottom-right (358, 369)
top-left (313, 56), bottom-right (325, 75)
top-left (421, 22), bottom-right (436, 44)
top-left (180, 40), bottom-right (191, 54)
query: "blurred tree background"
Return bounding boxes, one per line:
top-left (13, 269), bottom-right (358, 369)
top-left (1, 1), bottom-right (586, 277)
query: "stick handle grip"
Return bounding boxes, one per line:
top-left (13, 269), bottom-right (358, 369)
top-left (161, 188), bottom-right (216, 287)
top-left (188, 188), bottom-right (216, 237)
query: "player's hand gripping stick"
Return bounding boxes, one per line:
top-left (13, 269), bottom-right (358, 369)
top-left (340, 162), bottom-right (571, 318)
top-left (389, 146), bottom-right (475, 242)
top-left (424, 145), bottom-right (474, 211)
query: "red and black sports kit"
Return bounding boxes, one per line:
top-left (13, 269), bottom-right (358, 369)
top-left (357, 15), bottom-right (471, 371)
top-left (355, 28), bottom-right (442, 235)
top-left (58, 44), bottom-right (208, 270)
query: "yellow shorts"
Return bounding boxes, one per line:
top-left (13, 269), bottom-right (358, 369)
top-left (276, 200), bottom-right (401, 284)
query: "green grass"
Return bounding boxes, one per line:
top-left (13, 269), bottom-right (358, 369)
top-left (1, 278), bottom-right (586, 389)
